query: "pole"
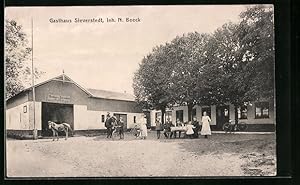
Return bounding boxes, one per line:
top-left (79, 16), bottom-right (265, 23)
top-left (32, 18), bottom-right (37, 140)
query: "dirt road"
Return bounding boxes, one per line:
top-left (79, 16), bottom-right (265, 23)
top-left (6, 133), bottom-right (276, 177)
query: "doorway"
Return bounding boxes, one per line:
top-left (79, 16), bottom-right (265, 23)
top-left (42, 102), bottom-right (74, 136)
top-left (113, 113), bottom-right (127, 130)
top-left (216, 105), bottom-right (230, 130)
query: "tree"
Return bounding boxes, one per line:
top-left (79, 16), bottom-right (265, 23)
top-left (202, 5), bottom-right (274, 124)
top-left (168, 32), bottom-right (210, 121)
top-left (133, 5), bottom-right (274, 125)
top-left (238, 5), bottom-right (275, 100)
top-left (5, 19), bottom-right (44, 99)
top-left (133, 45), bottom-right (175, 124)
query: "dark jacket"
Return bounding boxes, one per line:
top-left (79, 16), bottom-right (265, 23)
top-left (105, 117), bottom-right (113, 128)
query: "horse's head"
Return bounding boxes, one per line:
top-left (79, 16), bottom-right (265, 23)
top-left (48, 121), bottom-right (53, 129)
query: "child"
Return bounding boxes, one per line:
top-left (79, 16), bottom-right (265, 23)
top-left (185, 121), bottom-right (195, 139)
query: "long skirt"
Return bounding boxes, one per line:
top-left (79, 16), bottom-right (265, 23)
top-left (201, 122), bottom-right (211, 135)
top-left (140, 125), bottom-right (148, 137)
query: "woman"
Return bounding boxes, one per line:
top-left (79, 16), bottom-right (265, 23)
top-left (201, 111), bottom-right (212, 138)
top-left (140, 116), bottom-right (148, 139)
top-left (192, 117), bottom-right (200, 138)
top-left (155, 118), bottom-right (162, 139)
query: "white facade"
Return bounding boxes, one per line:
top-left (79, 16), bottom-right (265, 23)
top-left (74, 104), bottom-right (144, 130)
top-left (150, 102), bottom-right (275, 127)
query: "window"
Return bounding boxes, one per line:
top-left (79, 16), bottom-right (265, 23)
top-left (255, 102), bottom-right (269, 119)
top-left (165, 111), bottom-right (172, 122)
top-left (192, 108), bottom-right (197, 119)
top-left (176, 110), bottom-right (184, 122)
top-left (23, 105), bottom-right (27, 113)
top-left (155, 112), bottom-right (162, 121)
top-left (101, 115), bottom-right (105, 122)
top-left (202, 107), bottom-right (211, 117)
top-left (133, 116), bottom-right (136, 123)
top-left (238, 105), bottom-right (248, 119)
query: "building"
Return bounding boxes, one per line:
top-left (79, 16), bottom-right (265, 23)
top-left (150, 101), bottom-right (275, 132)
top-left (6, 74), bottom-right (144, 137)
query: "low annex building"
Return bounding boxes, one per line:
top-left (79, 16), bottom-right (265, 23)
top-left (150, 100), bottom-right (275, 132)
top-left (6, 74), bottom-right (144, 137)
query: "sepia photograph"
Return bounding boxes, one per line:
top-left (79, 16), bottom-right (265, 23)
top-left (5, 5), bottom-right (276, 177)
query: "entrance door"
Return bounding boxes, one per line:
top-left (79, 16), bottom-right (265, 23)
top-left (113, 114), bottom-right (127, 130)
top-left (216, 105), bottom-right (230, 130)
top-left (42, 102), bottom-right (74, 136)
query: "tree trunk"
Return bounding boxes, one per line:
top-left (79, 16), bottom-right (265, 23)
top-left (161, 107), bottom-right (166, 125)
top-left (234, 104), bottom-right (239, 125)
top-left (187, 103), bottom-right (193, 122)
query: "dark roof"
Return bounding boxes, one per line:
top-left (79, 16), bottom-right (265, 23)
top-left (88, 88), bottom-right (135, 102)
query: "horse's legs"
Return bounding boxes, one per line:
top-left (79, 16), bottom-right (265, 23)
top-left (52, 130), bottom-right (55, 141)
top-left (65, 128), bottom-right (68, 140)
top-left (56, 131), bottom-right (59, 141)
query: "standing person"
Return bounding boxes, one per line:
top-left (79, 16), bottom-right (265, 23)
top-left (155, 118), bottom-right (162, 139)
top-left (118, 117), bottom-right (125, 139)
top-left (140, 115), bottom-right (148, 139)
top-left (110, 116), bottom-right (118, 139)
top-left (192, 117), bottom-right (200, 138)
top-left (185, 121), bottom-right (195, 139)
top-left (163, 118), bottom-right (174, 138)
top-left (105, 113), bottom-right (112, 138)
top-left (201, 111), bottom-right (212, 138)
top-left (174, 118), bottom-right (184, 138)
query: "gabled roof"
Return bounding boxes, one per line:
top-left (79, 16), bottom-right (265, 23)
top-left (88, 88), bottom-right (135, 102)
top-left (7, 74), bottom-right (136, 102)
top-left (21, 74), bottom-right (93, 97)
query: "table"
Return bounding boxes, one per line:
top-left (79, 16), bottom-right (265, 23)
top-left (170, 127), bottom-right (187, 138)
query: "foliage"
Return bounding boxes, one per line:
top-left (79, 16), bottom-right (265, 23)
top-left (133, 5), bottom-right (274, 123)
top-left (5, 19), bottom-right (44, 99)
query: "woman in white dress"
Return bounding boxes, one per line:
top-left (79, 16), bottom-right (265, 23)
top-left (140, 115), bottom-right (148, 139)
top-left (201, 111), bottom-right (212, 138)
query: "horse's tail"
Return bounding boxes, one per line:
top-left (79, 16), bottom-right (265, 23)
top-left (62, 123), bottom-right (73, 135)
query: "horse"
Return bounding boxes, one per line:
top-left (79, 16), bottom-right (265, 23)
top-left (48, 121), bottom-right (73, 141)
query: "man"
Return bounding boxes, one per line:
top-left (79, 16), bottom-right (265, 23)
top-left (105, 113), bottom-right (114, 138)
top-left (163, 118), bottom-right (174, 138)
top-left (174, 118), bottom-right (184, 138)
top-left (118, 117), bottom-right (125, 139)
top-left (192, 117), bottom-right (200, 138)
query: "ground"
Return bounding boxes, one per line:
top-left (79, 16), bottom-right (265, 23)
top-left (6, 131), bottom-right (276, 177)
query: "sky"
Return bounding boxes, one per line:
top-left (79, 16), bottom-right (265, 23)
top-left (5, 5), bottom-right (249, 95)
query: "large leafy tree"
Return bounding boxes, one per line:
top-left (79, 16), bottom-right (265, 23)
top-left (133, 44), bottom-right (175, 124)
top-left (5, 19), bottom-right (44, 99)
top-left (133, 5), bottom-right (274, 125)
top-left (168, 32), bottom-right (210, 121)
top-left (202, 5), bottom-right (274, 124)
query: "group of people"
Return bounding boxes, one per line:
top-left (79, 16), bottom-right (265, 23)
top-left (104, 113), bottom-right (125, 139)
top-left (105, 113), bottom-right (148, 140)
top-left (104, 111), bottom-right (212, 140)
top-left (155, 111), bottom-right (212, 139)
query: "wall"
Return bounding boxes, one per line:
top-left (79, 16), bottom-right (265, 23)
top-left (74, 104), bottom-right (144, 130)
top-left (30, 80), bottom-right (142, 113)
top-left (6, 101), bottom-right (30, 130)
top-left (87, 98), bottom-right (142, 113)
top-left (28, 101), bottom-right (42, 130)
top-left (6, 91), bottom-right (29, 109)
top-left (150, 101), bottom-right (275, 128)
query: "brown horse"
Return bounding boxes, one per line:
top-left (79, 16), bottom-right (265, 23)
top-left (48, 121), bottom-right (73, 141)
